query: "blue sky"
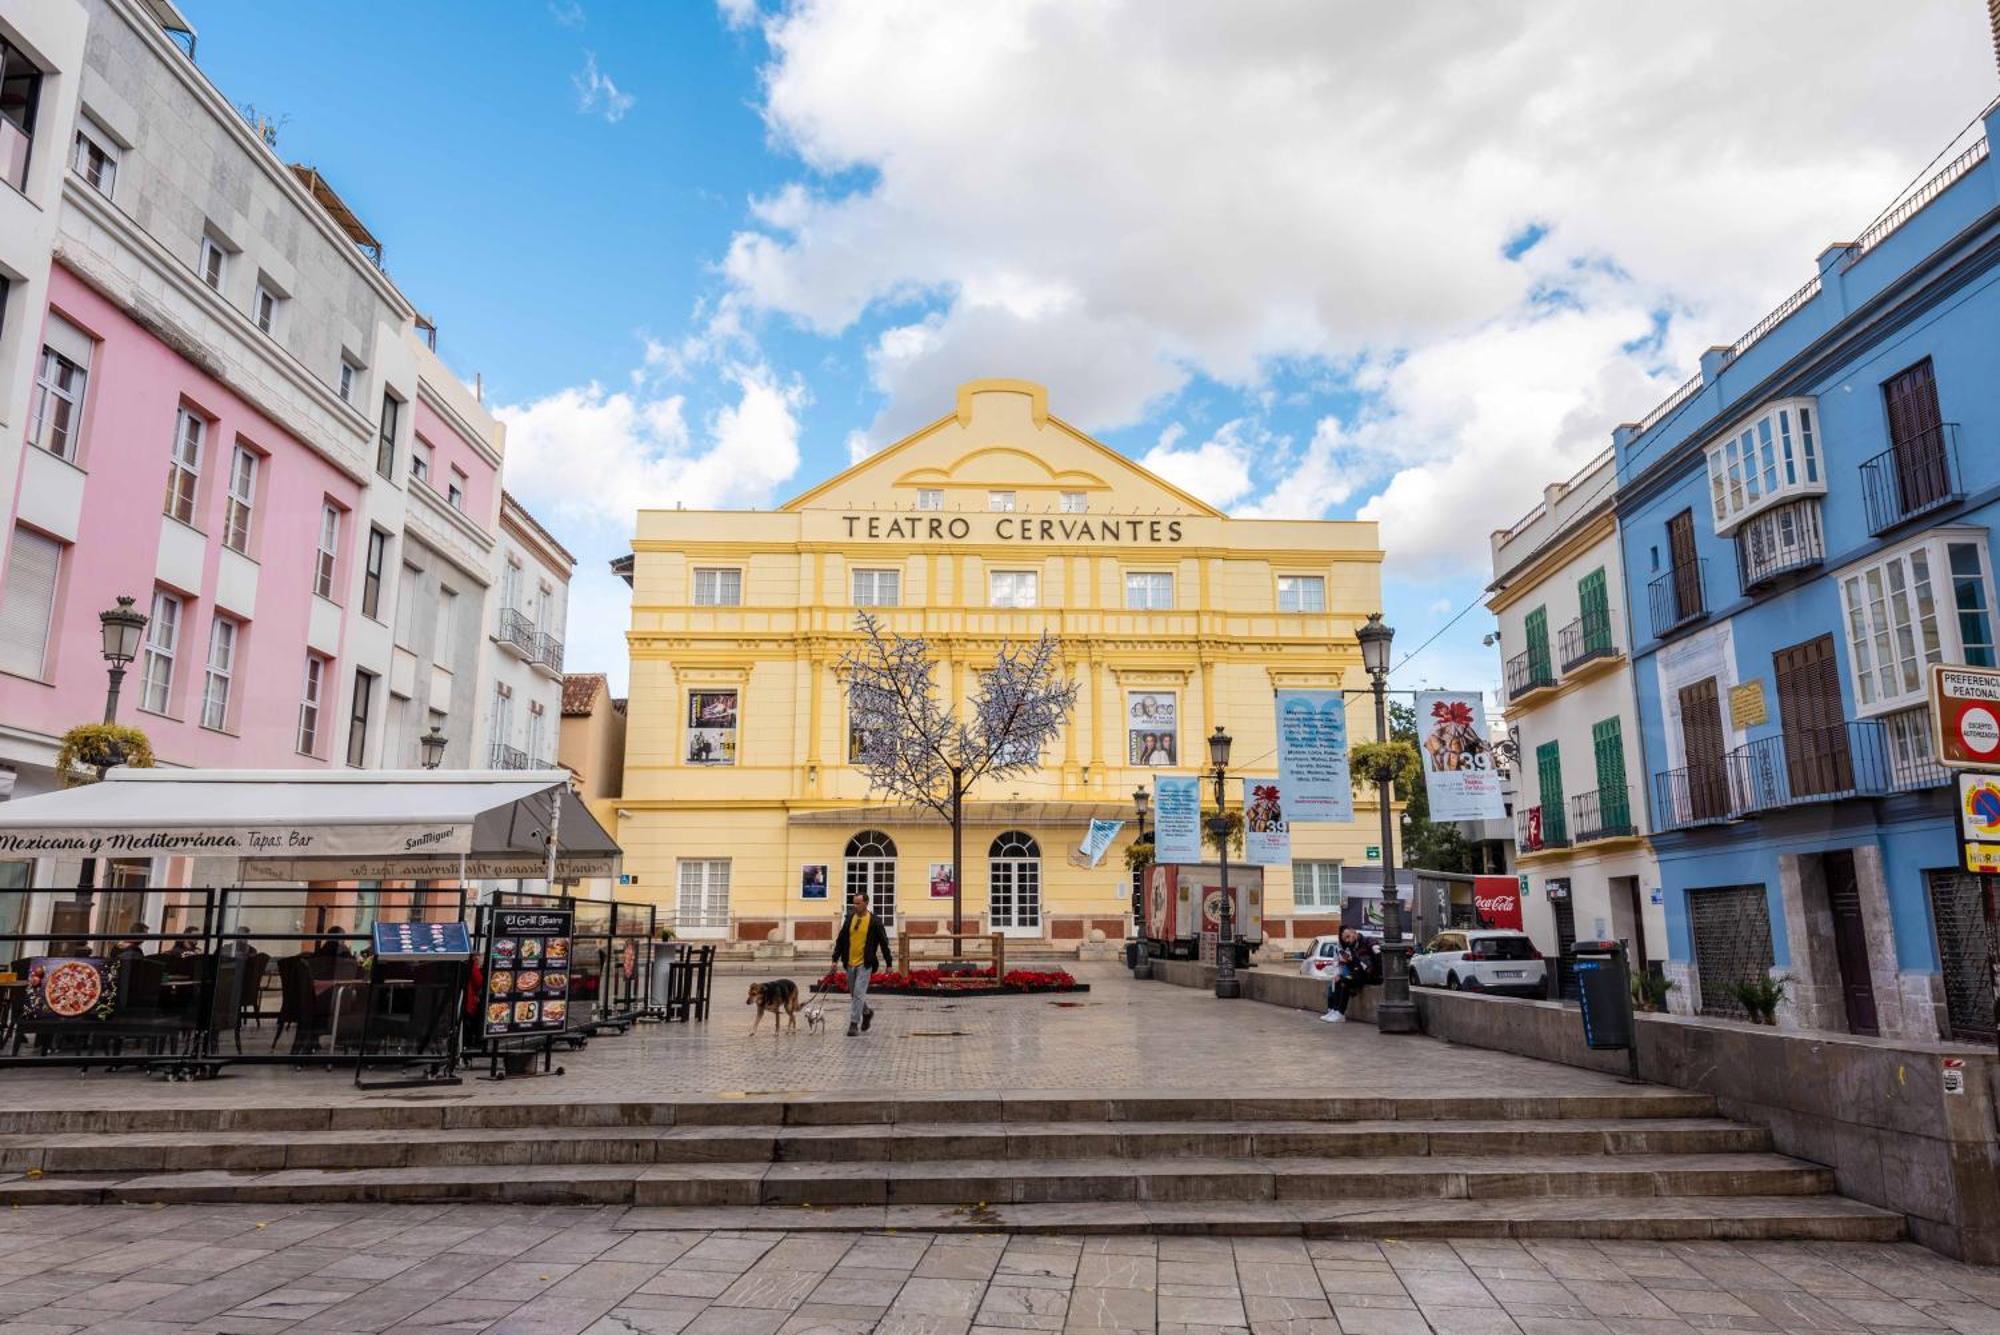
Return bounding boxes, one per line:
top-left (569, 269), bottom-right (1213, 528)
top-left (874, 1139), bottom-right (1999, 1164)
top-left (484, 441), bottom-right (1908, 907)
top-left (184, 2), bottom-right (1995, 697)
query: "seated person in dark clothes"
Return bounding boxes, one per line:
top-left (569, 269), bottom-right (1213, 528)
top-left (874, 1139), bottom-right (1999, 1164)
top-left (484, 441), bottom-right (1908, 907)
top-left (164, 929), bottom-right (201, 957)
top-left (312, 926), bottom-right (355, 959)
top-left (1319, 926), bottom-right (1382, 1024)
top-left (112, 921), bottom-right (151, 959)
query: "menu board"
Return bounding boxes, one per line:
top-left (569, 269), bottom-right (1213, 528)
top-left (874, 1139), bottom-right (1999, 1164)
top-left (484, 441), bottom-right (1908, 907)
top-left (372, 921), bottom-right (472, 959)
top-left (483, 908), bottom-right (573, 1037)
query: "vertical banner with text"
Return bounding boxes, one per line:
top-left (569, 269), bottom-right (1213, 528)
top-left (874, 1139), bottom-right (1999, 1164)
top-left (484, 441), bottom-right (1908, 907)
top-left (1242, 777), bottom-right (1290, 866)
top-left (1275, 690), bottom-right (1354, 822)
top-left (1413, 691), bottom-right (1506, 821)
top-left (1152, 776), bottom-right (1203, 864)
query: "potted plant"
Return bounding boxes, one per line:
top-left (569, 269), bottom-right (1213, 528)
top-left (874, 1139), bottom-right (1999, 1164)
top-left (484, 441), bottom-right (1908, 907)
top-left (54, 723), bottom-right (154, 786)
top-left (1728, 974), bottom-right (1788, 1025)
top-left (1630, 971), bottom-right (1677, 1014)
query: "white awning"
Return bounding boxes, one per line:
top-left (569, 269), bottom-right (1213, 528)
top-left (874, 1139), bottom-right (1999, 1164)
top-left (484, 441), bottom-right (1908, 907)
top-left (0, 769), bottom-right (620, 877)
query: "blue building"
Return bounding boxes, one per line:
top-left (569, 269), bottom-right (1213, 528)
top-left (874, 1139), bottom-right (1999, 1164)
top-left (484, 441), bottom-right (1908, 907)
top-left (1613, 107), bottom-right (2000, 1042)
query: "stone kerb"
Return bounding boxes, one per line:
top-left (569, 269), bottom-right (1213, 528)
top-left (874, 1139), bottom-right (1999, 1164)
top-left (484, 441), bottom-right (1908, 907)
top-left (1141, 958), bottom-right (1999, 1264)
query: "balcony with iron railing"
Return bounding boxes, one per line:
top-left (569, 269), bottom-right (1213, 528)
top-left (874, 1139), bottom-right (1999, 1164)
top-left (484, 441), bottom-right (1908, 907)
top-left (1558, 607), bottom-right (1618, 674)
top-left (1860, 424), bottom-right (1962, 535)
top-left (1514, 803), bottom-right (1569, 855)
top-left (1569, 786), bottom-right (1637, 844)
top-left (1725, 719), bottom-right (1952, 816)
top-left (1505, 647), bottom-right (1557, 703)
top-left (1648, 558), bottom-right (1707, 639)
top-left (487, 741), bottom-right (529, 770)
top-left (1735, 497), bottom-right (1825, 594)
top-left (496, 607), bottom-right (538, 660)
top-left (1652, 762), bottom-right (1737, 832)
top-left (533, 631), bottom-right (565, 677)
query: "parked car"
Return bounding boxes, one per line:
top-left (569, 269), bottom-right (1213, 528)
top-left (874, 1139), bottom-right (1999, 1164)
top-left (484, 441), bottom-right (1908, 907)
top-left (1296, 930), bottom-right (1380, 980)
top-left (1411, 929), bottom-right (1545, 996)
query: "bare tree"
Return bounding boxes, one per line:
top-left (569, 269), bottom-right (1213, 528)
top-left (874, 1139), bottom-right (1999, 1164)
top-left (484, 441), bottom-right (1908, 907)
top-left (841, 611), bottom-right (1079, 951)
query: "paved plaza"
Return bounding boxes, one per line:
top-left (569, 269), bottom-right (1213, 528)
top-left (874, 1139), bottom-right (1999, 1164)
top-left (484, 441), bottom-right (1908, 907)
top-left (3, 1201), bottom-right (2000, 1335)
top-left (2, 965), bottom-right (1655, 1110)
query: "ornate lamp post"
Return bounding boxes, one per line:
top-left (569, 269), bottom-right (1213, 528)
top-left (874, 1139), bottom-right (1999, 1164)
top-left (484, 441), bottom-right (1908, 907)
top-left (80, 597), bottom-right (149, 887)
top-left (1131, 785), bottom-right (1152, 980)
top-left (419, 725), bottom-right (449, 770)
top-left (1358, 612), bottom-right (1418, 1034)
top-left (1207, 724), bottom-right (1239, 999)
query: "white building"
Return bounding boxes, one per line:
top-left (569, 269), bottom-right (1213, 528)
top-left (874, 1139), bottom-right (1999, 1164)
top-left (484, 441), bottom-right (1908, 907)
top-left (483, 491), bottom-right (574, 773)
top-left (1487, 451), bottom-right (1664, 985)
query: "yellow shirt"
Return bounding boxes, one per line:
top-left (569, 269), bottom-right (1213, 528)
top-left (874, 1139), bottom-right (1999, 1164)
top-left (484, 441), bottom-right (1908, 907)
top-left (847, 912), bottom-right (872, 968)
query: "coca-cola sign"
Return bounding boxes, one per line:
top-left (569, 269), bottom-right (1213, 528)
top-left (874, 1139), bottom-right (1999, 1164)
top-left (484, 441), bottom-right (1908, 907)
top-left (1472, 875), bottom-right (1524, 930)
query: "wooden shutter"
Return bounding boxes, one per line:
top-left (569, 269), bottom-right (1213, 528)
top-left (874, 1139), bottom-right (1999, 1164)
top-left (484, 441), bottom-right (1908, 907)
top-left (1578, 568), bottom-right (1610, 652)
top-left (1536, 741), bottom-right (1566, 844)
top-left (1773, 634), bottom-right (1852, 797)
top-left (1679, 677), bottom-right (1728, 821)
top-left (1667, 510), bottom-right (1702, 620)
top-left (0, 529), bottom-right (60, 679)
top-left (1883, 359), bottom-right (1946, 514)
top-left (1524, 606), bottom-right (1551, 680)
top-left (1592, 717), bottom-right (1629, 829)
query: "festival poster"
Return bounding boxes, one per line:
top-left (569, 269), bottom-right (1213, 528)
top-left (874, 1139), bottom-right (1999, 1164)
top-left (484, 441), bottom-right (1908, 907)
top-left (1415, 691), bottom-right (1505, 821)
top-left (928, 863), bottom-right (956, 899)
top-left (1126, 691), bottom-right (1178, 766)
top-left (685, 690), bottom-right (738, 766)
top-left (1241, 777), bottom-right (1290, 866)
top-left (1152, 775), bottom-right (1202, 864)
top-left (800, 864), bottom-right (829, 900)
top-left (1275, 690), bottom-right (1353, 822)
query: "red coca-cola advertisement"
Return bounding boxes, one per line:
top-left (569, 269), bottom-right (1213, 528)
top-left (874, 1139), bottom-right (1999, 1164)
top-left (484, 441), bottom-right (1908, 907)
top-left (1473, 875), bottom-right (1524, 931)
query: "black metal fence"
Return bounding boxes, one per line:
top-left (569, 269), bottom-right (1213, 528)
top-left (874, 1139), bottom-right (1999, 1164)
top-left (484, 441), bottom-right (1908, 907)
top-left (1648, 559), bottom-right (1707, 638)
top-left (1569, 785), bottom-right (1636, 843)
top-left (1505, 649), bottom-right (1555, 701)
top-left (1557, 608), bottom-right (1617, 673)
top-left (1860, 425), bottom-right (1961, 535)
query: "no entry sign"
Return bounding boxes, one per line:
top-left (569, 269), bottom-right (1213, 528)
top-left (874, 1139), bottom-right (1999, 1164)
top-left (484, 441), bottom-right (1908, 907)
top-left (1931, 665), bottom-right (2000, 767)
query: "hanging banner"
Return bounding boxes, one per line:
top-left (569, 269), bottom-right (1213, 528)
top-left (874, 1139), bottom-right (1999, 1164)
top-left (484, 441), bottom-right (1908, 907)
top-left (1152, 776), bottom-right (1202, 864)
top-left (1274, 690), bottom-right (1353, 822)
top-left (1241, 777), bottom-right (1289, 866)
top-left (1072, 818), bottom-right (1125, 869)
top-left (1414, 691), bottom-right (1506, 822)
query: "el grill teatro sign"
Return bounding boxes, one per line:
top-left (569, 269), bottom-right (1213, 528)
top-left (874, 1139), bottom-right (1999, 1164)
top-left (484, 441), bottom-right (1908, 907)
top-left (842, 514), bottom-right (1187, 544)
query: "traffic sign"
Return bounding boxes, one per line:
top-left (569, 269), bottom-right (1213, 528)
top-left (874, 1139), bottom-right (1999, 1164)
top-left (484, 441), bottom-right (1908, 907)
top-left (1931, 665), bottom-right (2000, 767)
top-left (1958, 771), bottom-right (2000, 872)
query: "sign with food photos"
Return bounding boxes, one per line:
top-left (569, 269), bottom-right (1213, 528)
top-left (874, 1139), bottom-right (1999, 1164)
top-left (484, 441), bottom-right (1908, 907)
top-left (483, 908), bottom-right (574, 1037)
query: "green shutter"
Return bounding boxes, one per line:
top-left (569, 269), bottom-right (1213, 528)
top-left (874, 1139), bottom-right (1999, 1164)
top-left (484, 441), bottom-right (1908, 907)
top-left (1536, 740), bottom-right (1566, 844)
top-left (1525, 606), bottom-right (1551, 682)
top-left (1578, 568), bottom-right (1611, 655)
top-left (1592, 717), bottom-right (1629, 831)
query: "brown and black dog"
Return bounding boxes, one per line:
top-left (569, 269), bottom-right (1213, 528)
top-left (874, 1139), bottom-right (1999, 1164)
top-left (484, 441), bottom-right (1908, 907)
top-left (746, 979), bottom-right (803, 1033)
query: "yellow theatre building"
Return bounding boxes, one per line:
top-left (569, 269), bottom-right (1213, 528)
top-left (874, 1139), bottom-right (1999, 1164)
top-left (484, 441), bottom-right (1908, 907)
top-left (610, 380), bottom-right (1391, 954)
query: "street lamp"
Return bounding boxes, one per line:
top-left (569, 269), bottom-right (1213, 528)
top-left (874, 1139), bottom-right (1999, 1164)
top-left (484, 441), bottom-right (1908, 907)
top-left (1131, 785), bottom-right (1152, 980)
top-left (1358, 612), bottom-right (1418, 1034)
top-left (1207, 724), bottom-right (1239, 999)
top-left (81, 596), bottom-right (149, 888)
top-left (419, 726), bottom-right (449, 770)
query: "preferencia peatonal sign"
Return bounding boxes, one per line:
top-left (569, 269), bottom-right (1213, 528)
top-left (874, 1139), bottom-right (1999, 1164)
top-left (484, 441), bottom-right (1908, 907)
top-left (1930, 665), bottom-right (2000, 768)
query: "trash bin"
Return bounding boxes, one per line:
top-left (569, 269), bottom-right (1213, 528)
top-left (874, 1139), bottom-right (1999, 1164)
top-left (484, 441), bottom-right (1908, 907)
top-left (1125, 940), bottom-right (1139, 969)
top-left (1571, 940), bottom-right (1634, 1051)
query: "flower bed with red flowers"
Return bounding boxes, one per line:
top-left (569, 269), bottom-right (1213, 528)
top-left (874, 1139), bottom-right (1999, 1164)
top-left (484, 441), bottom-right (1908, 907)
top-left (813, 966), bottom-right (1086, 997)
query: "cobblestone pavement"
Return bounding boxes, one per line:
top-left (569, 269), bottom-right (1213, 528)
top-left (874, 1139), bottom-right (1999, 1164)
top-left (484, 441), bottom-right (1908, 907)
top-left (1, 965), bottom-right (1652, 1108)
top-left (1, 1201), bottom-right (1998, 1334)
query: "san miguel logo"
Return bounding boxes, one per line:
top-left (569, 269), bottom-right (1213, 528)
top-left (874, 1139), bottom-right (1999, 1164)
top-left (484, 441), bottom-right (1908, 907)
top-left (843, 515), bottom-right (1185, 543)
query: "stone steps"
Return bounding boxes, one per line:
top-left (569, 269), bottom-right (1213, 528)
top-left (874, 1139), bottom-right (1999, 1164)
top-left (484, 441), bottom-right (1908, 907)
top-left (0, 1116), bottom-right (1771, 1174)
top-left (614, 1195), bottom-right (1908, 1241)
top-left (0, 1151), bottom-right (1833, 1208)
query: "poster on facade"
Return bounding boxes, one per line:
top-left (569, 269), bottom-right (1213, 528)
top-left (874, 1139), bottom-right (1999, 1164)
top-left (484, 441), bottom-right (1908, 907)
top-left (1413, 692), bottom-right (1506, 822)
top-left (928, 863), bottom-right (955, 898)
top-left (685, 691), bottom-right (737, 765)
top-left (1274, 690), bottom-right (1353, 822)
top-left (1152, 775), bottom-right (1202, 863)
top-left (1072, 818), bottom-right (1124, 868)
top-left (1241, 777), bottom-right (1289, 866)
top-left (800, 864), bottom-right (829, 900)
top-left (1472, 874), bottom-right (1524, 930)
top-left (1127, 692), bottom-right (1177, 766)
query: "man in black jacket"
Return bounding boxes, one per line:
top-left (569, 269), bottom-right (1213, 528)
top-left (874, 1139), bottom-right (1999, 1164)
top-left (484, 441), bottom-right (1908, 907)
top-left (832, 892), bottom-right (893, 1036)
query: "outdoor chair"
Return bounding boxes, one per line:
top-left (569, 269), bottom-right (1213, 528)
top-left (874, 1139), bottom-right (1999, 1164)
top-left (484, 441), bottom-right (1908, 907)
top-left (237, 951), bottom-right (269, 1026)
top-left (203, 956), bottom-right (245, 1055)
top-left (273, 954), bottom-right (320, 1052)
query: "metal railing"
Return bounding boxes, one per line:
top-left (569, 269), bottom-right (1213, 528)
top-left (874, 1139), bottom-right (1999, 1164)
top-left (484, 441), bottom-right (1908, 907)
top-left (1505, 648), bottom-right (1557, 702)
top-left (1570, 786), bottom-right (1636, 843)
top-left (1648, 559), bottom-right (1706, 638)
top-left (1653, 764), bottom-right (1736, 831)
top-left (1726, 719), bottom-right (1951, 815)
top-left (1725, 275), bottom-right (1822, 363)
top-left (487, 741), bottom-right (529, 770)
top-left (1848, 138), bottom-right (1991, 265)
top-left (1635, 372), bottom-right (1703, 436)
top-left (1860, 425), bottom-right (1962, 534)
top-left (1558, 607), bottom-right (1618, 673)
top-left (497, 607), bottom-right (538, 658)
top-left (1514, 804), bottom-right (1568, 854)
top-left (535, 631), bottom-right (564, 674)
top-left (1735, 497), bottom-right (1825, 593)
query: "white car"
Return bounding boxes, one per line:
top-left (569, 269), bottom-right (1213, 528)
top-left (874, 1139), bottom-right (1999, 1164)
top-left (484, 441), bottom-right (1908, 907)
top-left (1411, 929), bottom-right (1546, 997)
top-left (1297, 931), bottom-right (1380, 981)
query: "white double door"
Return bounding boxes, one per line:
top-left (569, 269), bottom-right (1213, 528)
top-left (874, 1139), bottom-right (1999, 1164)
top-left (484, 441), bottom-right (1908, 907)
top-left (989, 856), bottom-right (1041, 936)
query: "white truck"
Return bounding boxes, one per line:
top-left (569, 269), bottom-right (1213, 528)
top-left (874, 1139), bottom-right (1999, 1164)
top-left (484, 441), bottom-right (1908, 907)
top-left (1143, 862), bottom-right (1264, 967)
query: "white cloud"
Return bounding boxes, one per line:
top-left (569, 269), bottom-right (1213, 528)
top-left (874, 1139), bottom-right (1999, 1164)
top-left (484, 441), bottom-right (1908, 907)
top-left (1139, 419), bottom-right (1263, 511)
top-left (548, 1), bottom-right (586, 27)
top-left (573, 52), bottom-right (636, 123)
top-left (717, 0), bottom-right (760, 30)
top-left (496, 363), bottom-right (804, 528)
top-left (720, 0), bottom-right (1991, 572)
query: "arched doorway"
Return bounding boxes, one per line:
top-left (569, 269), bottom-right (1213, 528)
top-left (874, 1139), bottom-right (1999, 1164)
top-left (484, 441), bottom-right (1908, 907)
top-left (844, 830), bottom-right (897, 926)
top-left (989, 830), bottom-right (1041, 937)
